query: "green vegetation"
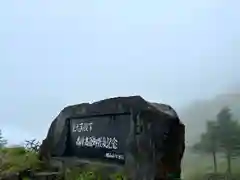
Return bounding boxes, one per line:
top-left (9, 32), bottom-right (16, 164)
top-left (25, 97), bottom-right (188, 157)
top-left (184, 106), bottom-right (240, 180)
top-left (0, 140), bottom-right (126, 179)
top-left (1, 94), bottom-right (240, 179)
top-left (0, 146), bottom-right (42, 174)
top-left (0, 130), bottom-right (7, 148)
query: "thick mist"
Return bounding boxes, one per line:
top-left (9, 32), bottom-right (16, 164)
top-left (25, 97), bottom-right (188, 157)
top-left (0, 0), bottom-right (239, 147)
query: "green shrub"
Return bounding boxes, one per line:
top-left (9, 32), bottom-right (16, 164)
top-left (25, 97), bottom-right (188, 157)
top-left (0, 147), bottom-right (42, 174)
top-left (0, 146), bottom-right (128, 179)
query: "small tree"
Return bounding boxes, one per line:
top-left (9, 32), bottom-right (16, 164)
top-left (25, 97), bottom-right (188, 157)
top-left (0, 130), bottom-right (7, 148)
top-left (24, 139), bottom-right (40, 153)
top-left (193, 121), bottom-right (219, 172)
top-left (216, 107), bottom-right (240, 174)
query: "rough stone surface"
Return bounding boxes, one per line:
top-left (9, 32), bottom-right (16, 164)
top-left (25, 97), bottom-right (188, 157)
top-left (39, 95), bottom-right (185, 180)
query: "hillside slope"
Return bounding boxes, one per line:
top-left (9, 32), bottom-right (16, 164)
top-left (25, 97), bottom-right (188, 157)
top-left (179, 93), bottom-right (240, 145)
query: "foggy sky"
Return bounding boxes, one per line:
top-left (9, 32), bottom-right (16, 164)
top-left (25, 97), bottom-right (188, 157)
top-left (0, 0), bottom-right (239, 144)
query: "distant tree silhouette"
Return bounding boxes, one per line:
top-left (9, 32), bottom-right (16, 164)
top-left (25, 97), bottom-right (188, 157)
top-left (0, 129), bottom-right (7, 148)
top-left (193, 107), bottom-right (240, 174)
top-left (216, 107), bottom-right (240, 174)
top-left (193, 120), bottom-right (219, 172)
